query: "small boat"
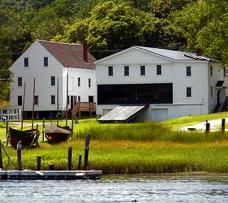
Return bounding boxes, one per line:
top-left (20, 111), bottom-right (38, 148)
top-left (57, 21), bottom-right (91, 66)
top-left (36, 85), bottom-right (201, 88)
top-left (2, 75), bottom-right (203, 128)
top-left (8, 127), bottom-right (40, 148)
top-left (45, 124), bottom-right (71, 144)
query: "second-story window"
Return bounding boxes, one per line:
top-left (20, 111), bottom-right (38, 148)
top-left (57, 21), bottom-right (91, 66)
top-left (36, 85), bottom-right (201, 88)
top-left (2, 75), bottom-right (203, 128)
top-left (44, 57), bottom-right (48, 67)
top-left (124, 66), bottom-right (129, 76)
top-left (18, 96), bottom-right (22, 106)
top-left (78, 77), bottom-right (80, 87)
top-left (24, 57), bottom-right (29, 67)
top-left (186, 87), bottom-right (192, 97)
top-left (157, 65), bottom-right (162, 75)
top-left (18, 77), bottom-right (22, 87)
top-left (51, 95), bottom-right (55, 105)
top-left (88, 78), bottom-right (91, 88)
top-left (186, 66), bottom-right (191, 76)
top-left (51, 76), bottom-right (55, 86)
top-left (108, 66), bottom-right (113, 76)
top-left (140, 66), bottom-right (145, 76)
top-left (34, 95), bottom-right (39, 105)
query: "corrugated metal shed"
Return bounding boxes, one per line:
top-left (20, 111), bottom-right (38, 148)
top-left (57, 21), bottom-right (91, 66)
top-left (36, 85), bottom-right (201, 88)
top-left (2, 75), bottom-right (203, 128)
top-left (98, 105), bottom-right (146, 122)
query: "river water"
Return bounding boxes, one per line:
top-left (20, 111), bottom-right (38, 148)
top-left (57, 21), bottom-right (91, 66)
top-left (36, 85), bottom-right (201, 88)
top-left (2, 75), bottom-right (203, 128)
top-left (0, 177), bottom-right (227, 203)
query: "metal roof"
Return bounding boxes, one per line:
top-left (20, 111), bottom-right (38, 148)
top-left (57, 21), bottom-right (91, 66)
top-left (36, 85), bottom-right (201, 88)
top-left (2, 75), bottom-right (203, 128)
top-left (137, 46), bottom-right (217, 62)
top-left (98, 105), bottom-right (146, 122)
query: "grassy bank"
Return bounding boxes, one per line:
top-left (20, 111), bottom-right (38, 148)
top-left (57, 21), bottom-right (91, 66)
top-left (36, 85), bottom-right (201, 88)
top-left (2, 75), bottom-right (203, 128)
top-left (0, 114), bottom-right (228, 174)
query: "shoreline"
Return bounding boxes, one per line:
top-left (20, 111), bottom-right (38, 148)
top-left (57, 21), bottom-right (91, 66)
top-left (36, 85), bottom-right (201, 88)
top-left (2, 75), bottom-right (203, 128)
top-left (103, 172), bottom-right (228, 181)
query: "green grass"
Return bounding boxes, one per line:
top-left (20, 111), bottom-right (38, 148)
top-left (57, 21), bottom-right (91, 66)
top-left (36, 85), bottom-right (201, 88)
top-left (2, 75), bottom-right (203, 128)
top-left (0, 113), bottom-right (228, 174)
top-left (162, 112), bottom-right (228, 128)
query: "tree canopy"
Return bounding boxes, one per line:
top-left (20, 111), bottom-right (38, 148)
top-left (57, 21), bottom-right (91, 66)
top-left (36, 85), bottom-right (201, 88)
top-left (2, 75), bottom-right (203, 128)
top-left (0, 0), bottom-right (227, 100)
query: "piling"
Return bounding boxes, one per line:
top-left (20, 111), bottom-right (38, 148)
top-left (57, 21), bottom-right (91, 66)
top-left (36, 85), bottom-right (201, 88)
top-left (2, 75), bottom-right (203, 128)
top-left (0, 140), bottom-right (3, 169)
top-left (71, 118), bottom-right (74, 137)
top-left (84, 135), bottom-right (90, 170)
top-left (221, 118), bottom-right (225, 133)
top-left (42, 119), bottom-right (45, 142)
top-left (17, 141), bottom-right (22, 170)
top-left (78, 155), bottom-right (82, 170)
top-left (205, 120), bottom-right (210, 133)
top-left (37, 156), bottom-right (41, 171)
top-left (5, 121), bottom-right (9, 146)
top-left (67, 147), bottom-right (72, 170)
top-left (49, 164), bottom-right (54, 170)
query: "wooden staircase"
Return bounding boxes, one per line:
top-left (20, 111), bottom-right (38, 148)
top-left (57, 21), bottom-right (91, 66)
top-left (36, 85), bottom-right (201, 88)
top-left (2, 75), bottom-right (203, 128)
top-left (71, 102), bottom-right (96, 118)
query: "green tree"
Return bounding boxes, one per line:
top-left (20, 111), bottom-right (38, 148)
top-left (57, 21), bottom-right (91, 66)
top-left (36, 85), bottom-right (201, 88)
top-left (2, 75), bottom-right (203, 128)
top-left (63, 1), bottom-right (158, 53)
top-left (167, 0), bottom-right (228, 63)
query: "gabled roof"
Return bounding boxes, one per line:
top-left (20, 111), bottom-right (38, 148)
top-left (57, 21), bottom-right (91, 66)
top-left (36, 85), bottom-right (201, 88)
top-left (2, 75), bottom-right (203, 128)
top-left (95, 46), bottom-right (218, 64)
top-left (38, 40), bottom-right (96, 69)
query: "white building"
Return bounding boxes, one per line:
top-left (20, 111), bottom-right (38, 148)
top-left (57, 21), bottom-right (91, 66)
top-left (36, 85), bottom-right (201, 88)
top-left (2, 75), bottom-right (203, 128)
top-left (95, 46), bottom-right (226, 121)
top-left (10, 40), bottom-right (96, 119)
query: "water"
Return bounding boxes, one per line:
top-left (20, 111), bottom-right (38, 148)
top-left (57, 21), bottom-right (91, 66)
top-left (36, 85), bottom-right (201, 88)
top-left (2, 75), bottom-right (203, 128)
top-left (0, 177), bottom-right (227, 203)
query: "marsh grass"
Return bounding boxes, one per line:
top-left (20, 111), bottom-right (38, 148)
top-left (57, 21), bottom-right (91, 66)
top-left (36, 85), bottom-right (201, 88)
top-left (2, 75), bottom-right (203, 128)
top-left (0, 116), bottom-right (228, 174)
top-left (74, 120), bottom-right (228, 143)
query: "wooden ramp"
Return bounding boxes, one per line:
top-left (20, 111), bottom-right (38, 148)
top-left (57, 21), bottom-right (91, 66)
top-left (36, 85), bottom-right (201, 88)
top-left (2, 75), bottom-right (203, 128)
top-left (0, 170), bottom-right (102, 180)
top-left (98, 105), bottom-right (147, 123)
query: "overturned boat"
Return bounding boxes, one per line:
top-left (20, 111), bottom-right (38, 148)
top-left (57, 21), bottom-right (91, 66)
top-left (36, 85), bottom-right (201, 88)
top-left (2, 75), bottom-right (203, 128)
top-left (45, 124), bottom-right (71, 144)
top-left (8, 127), bottom-right (40, 148)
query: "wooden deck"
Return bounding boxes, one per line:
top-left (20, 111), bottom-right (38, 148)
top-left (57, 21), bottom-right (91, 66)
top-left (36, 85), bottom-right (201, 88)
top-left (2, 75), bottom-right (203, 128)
top-left (0, 169), bottom-right (102, 180)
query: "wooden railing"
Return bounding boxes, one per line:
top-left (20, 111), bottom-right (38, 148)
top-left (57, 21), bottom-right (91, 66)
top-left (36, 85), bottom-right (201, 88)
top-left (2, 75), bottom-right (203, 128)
top-left (71, 102), bottom-right (96, 117)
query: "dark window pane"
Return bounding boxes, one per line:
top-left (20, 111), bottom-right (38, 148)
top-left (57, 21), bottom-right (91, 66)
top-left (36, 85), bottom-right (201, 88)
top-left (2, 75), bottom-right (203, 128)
top-left (88, 78), bottom-right (91, 88)
top-left (18, 77), bottom-right (22, 86)
top-left (108, 66), bottom-right (113, 76)
top-left (186, 66), bottom-right (191, 76)
top-left (140, 66), bottom-right (145, 75)
top-left (89, 96), bottom-right (94, 103)
top-left (24, 58), bottom-right (28, 67)
top-left (18, 96), bottom-right (22, 106)
top-left (44, 57), bottom-right (48, 67)
top-left (78, 96), bottom-right (81, 102)
top-left (157, 65), bottom-right (162, 75)
top-left (78, 77), bottom-right (80, 86)
top-left (34, 96), bottom-right (38, 105)
top-left (51, 95), bottom-right (55, 104)
top-left (210, 66), bottom-right (213, 76)
top-left (98, 83), bottom-right (173, 105)
top-left (124, 66), bottom-right (129, 76)
top-left (186, 87), bottom-right (191, 97)
top-left (51, 76), bottom-right (55, 86)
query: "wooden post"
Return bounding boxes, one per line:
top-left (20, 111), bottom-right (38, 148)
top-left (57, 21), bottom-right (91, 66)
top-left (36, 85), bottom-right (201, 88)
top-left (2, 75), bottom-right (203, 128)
top-left (21, 82), bottom-right (26, 131)
top-left (0, 140), bottom-right (3, 169)
top-left (221, 118), bottom-right (225, 133)
top-left (17, 141), bottom-right (22, 170)
top-left (71, 118), bottom-right (74, 137)
top-left (42, 118), bottom-right (45, 142)
top-left (205, 121), bottom-right (210, 134)
top-left (78, 155), bottom-right (82, 170)
top-left (66, 71), bottom-right (68, 126)
top-left (84, 135), bottom-right (90, 170)
top-left (37, 156), bottom-right (41, 171)
top-left (67, 146), bottom-right (72, 170)
top-left (32, 78), bottom-right (35, 129)
top-left (57, 78), bottom-right (59, 126)
top-left (5, 121), bottom-right (9, 146)
top-left (49, 164), bottom-right (54, 170)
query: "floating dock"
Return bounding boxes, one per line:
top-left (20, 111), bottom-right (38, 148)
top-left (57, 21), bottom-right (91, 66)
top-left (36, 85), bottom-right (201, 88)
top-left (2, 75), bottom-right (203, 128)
top-left (0, 169), bottom-right (102, 180)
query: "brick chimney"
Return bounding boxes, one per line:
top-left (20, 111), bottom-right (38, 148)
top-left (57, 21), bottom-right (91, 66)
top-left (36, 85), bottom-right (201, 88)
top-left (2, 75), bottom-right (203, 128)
top-left (83, 42), bottom-right (88, 63)
top-left (196, 48), bottom-right (202, 56)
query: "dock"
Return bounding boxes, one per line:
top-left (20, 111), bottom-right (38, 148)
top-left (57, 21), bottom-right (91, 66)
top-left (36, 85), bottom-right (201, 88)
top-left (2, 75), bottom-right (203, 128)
top-left (0, 169), bottom-right (102, 180)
